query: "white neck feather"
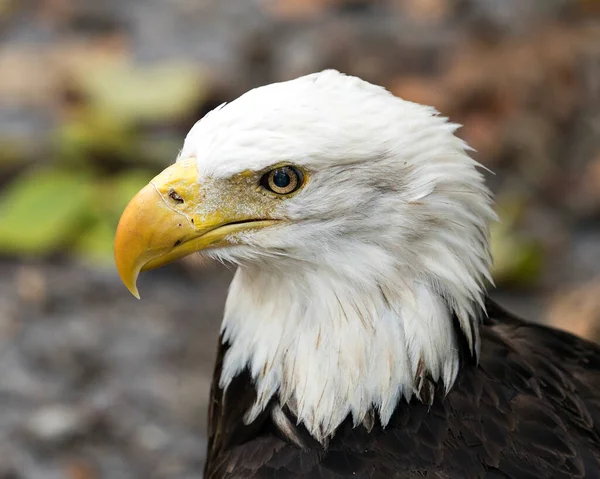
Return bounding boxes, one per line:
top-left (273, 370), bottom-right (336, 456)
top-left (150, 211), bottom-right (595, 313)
top-left (219, 259), bottom-right (477, 442)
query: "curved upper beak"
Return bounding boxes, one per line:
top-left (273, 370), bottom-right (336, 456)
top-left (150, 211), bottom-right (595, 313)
top-left (114, 158), bottom-right (203, 298)
top-left (114, 158), bottom-right (276, 298)
top-left (114, 185), bottom-right (189, 298)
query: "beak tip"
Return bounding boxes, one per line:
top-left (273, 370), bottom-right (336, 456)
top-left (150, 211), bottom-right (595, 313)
top-left (115, 254), bottom-right (142, 299)
top-left (121, 276), bottom-right (141, 299)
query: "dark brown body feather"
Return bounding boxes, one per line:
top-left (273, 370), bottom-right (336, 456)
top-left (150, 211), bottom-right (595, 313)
top-left (204, 298), bottom-right (600, 478)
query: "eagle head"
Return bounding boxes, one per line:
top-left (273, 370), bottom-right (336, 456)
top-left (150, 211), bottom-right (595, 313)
top-left (114, 70), bottom-right (496, 440)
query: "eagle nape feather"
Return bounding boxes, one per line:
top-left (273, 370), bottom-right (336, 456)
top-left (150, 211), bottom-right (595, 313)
top-left (114, 70), bottom-right (600, 478)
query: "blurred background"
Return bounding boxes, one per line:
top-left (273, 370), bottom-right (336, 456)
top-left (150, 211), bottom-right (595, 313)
top-left (0, 0), bottom-right (599, 477)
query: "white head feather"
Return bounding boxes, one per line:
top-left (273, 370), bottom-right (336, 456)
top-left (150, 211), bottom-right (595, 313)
top-left (179, 70), bottom-right (496, 442)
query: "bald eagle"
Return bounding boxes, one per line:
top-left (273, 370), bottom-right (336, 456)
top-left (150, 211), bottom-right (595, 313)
top-left (114, 70), bottom-right (600, 478)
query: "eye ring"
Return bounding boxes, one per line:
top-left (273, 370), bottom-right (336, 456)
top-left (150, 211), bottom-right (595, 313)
top-left (260, 166), bottom-right (304, 195)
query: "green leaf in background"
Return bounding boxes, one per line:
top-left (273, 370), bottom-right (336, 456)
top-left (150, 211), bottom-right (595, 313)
top-left (490, 194), bottom-right (544, 287)
top-left (78, 62), bottom-right (206, 124)
top-left (0, 168), bottom-right (94, 255)
top-left (75, 217), bottom-right (120, 267)
top-left (76, 169), bottom-right (155, 265)
top-left (56, 111), bottom-right (137, 167)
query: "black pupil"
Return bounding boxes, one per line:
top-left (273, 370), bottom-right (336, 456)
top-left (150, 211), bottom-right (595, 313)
top-left (273, 169), bottom-right (291, 188)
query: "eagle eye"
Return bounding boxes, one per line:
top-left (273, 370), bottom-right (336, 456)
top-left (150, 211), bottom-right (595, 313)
top-left (260, 166), bottom-right (303, 195)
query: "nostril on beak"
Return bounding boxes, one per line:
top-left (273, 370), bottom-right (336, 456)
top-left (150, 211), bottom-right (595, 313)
top-left (168, 189), bottom-right (184, 204)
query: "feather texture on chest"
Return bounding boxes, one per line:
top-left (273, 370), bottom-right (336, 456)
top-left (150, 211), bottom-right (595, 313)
top-left (220, 263), bottom-right (473, 442)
